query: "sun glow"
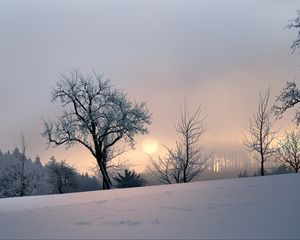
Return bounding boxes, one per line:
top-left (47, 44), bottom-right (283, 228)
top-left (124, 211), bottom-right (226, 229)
top-left (142, 138), bottom-right (159, 154)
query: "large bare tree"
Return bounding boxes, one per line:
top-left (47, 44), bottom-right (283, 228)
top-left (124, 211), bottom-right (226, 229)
top-left (276, 130), bottom-right (300, 173)
top-left (149, 103), bottom-right (209, 184)
top-left (287, 10), bottom-right (300, 53)
top-left (46, 157), bottom-right (78, 194)
top-left (274, 81), bottom-right (300, 124)
top-left (243, 89), bottom-right (277, 176)
top-left (42, 70), bottom-right (151, 189)
top-left (273, 11), bottom-right (300, 122)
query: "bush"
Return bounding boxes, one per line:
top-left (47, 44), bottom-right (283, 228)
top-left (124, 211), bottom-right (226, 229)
top-left (113, 169), bottom-right (146, 188)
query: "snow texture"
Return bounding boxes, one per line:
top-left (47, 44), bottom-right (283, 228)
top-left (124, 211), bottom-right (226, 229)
top-left (0, 174), bottom-right (299, 239)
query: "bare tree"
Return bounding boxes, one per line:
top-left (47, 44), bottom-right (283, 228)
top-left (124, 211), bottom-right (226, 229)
top-left (243, 89), bottom-right (277, 176)
top-left (274, 81), bottom-right (300, 124)
top-left (45, 157), bottom-right (78, 194)
top-left (287, 10), bottom-right (300, 53)
top-left (19, 134), bottom-right (26, 196)
top-left (42, 70), bottom-right (151, 189)
top-left (276, 130), bottom-right (300, 173)
top-left (148, 155), bottom-right (173, 184)
top-left (273, 11), bottom-right (300, 122)
top-left (148, 103), bottom-right (209, 184)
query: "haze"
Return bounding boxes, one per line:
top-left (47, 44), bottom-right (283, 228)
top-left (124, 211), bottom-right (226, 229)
top-left (0, 0), bottom-right (299, 172)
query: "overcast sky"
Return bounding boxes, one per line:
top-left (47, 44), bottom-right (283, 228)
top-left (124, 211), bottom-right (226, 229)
top-left (0, 0), bottom-right (300, 172)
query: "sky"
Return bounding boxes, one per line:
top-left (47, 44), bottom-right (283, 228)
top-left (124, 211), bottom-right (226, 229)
top-left (0, 0), bottom-right (300, 173)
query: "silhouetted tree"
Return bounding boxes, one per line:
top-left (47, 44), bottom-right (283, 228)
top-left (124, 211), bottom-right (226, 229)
top-left (273, 11), bottom-right (300, 122)
top-left (287, 10), bottom-right (300, 53)
top-left (276, 130), bottom-right (300, 173)
top-left (76, 172), bottom-right (100, 192)
top-left (243, 89), bottom-right (277, 176)
top-left (148, 155), bottom-right (173, 184)
top-left (149, 103), bottom-right (209, 183)
top-left (271, 164), bottom-right (293, 175)
top-left (42, 69), bottom-right (151, 189)
top-left (274, 81), bottom-right (300, 124)
top-left (45, 157), bottom-right (78, 194)
top-left (19, 134), bottom-right (27, 196)
top-left (113, 169), bottom-right (146, 188)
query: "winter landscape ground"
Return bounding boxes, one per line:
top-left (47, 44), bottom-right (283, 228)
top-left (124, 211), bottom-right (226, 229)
top-left (0, 174), bottom-right (299, 239)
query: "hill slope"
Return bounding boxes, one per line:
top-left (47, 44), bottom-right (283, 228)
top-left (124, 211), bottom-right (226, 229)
top-left (0, 174), bottom-right (299, 239)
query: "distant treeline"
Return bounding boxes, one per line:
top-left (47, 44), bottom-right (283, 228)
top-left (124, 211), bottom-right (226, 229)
top-left (0, 148), bottom-right (100, 198)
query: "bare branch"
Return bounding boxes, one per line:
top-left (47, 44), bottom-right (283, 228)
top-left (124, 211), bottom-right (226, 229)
top-left (42, 69), bottom-right (151, 189)
top-left (148, 102), bottom-right (209, 184)
top-left (243, 89), bottom-right (278, 176)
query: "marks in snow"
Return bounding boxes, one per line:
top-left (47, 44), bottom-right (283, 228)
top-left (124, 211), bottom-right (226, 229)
top-left (219, 220), bottom-right (226, 226)
top-left (241, 202), bottom-right (253, 207)
top-left (45, 207), bottom-right (52, 212)
top-left (127, 208), bottom-right (137, 212)
top-left (151, 218), bottom-right (160, 224)
top-left (103, 220), bottom-right (141, 227)
top-left (247, 184), bottom-right (263, 188)
top-left (204, 202), bottom-right (219, 210)
top-left (204, 201), bottom-right (253, 211)
top-left (165, 191), bottom-right (173, 196)
top-left (161, 206), bottom-right (196, 212)
top-left (119, 220), bottom-right (140, 226)
top-left (74, 221), bottom-right (92, 226)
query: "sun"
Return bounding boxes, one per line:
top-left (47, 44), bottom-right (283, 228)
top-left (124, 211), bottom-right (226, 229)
top-left (142, 138), bottom-right (159, 154)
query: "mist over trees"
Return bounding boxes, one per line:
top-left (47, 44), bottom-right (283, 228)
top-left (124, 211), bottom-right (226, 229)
top-left (0, 149), bottom-right (100, 198)
top-left (2, 10), bottom-right (300, 201)
top-left (239, 10), bottom-right (300, 177)
top-left (0, 149), bottom-right (45, 198)
top-left (42, 69), bottom-right (151, 189)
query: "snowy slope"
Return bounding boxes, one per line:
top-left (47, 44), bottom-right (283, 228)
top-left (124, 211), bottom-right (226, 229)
top-left (0, 174), bottom-right (299, 239)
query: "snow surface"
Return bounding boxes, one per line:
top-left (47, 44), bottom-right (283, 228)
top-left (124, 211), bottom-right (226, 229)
top-left (0, 174), bottom-right (299, 239)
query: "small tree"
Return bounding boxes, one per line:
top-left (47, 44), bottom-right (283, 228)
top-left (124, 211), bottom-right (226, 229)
top-left (45, 157), bottom-right (78, 194)
top-left (113, 169), bottom-right (146, 188)
top-left (42, 70), bottom-right (151, 189)
top-left (149, 103), bottom-right (209, 184)
top-left (0, 147), bottom-right (45, 198)
top-left (276, 130), bottom-right (300, 173)
top-left (243, 89), bottom-right (277, 176)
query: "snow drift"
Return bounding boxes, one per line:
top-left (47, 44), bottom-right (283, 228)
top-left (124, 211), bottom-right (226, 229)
top-left (0, 174), bottom-right (299, 239)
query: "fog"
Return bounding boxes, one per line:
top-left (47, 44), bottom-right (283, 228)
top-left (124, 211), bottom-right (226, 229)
top-left (0, 0), bottom-right (299, 172)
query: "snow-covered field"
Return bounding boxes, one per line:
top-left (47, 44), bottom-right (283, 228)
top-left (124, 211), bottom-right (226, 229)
top-left (0, 174), bottom-right (299, 239)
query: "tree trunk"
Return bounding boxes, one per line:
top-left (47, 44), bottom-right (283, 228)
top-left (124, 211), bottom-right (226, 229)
top-left (96, 156), bottom-right (112, 190)
top-left (261, 161), bottom-right (264, 176)
top-left (183, 169), bottom-right (187, 183)
top-left (102, 169), bottom-right (111, 190)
